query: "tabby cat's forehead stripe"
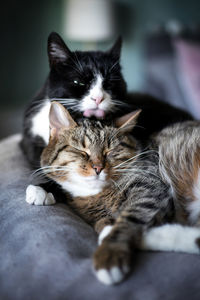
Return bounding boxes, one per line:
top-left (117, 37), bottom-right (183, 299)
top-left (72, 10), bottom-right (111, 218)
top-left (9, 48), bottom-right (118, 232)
top-left (84, 132), bottom-right (94, 144)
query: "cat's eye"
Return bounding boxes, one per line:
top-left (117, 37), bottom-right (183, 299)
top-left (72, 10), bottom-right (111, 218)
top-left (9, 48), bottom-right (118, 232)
top-left (73, 80), bottom-right (85, 86)
top-left (79, 150), bottom-right (89, 158)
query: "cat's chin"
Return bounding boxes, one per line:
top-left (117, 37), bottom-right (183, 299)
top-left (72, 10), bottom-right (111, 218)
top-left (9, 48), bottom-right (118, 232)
top-left (59, 172), bottom-right (109, 197)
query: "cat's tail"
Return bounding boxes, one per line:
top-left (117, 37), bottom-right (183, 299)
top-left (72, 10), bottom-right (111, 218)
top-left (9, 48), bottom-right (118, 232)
top-left (141, 224), bottom-right (200, 254)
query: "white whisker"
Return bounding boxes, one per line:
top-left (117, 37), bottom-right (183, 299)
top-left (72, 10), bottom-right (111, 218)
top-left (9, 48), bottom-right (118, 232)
top-left (109, 59), bottom-right (120, 72)
top-left (113, 150), bottom-right (158, 169)
top-left (112, 100), bottom-right (129, 107)
top-left (74, 52), bottom-right (84, 72)
top-left (50, 98), bottom-right (79, 103)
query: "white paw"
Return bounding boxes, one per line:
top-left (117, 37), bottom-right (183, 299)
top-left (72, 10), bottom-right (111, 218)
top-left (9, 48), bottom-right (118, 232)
top-left (98, 225), bottom-right (113, 245)
top-left (96, 266), bottom-right (129, 285)
top-left (141, 224), bottom-right (200, 254)
top-left (25, 185), bottom-right (56, 206)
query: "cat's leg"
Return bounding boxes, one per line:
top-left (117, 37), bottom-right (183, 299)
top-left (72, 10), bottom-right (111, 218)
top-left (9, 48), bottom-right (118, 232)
top-left (93, 191), bottom-right (172, 284)
top-left (98, 225), bottom-right (113, 245)
top-left (98, 223), bottom-right (200, 256)
top-left (94, 217), bottom-right (114, 234)
top-left (93, 217), bottom-right (143, 285)
top-left (26, 185), bottom-right (56, 206)
top-left (141, 224), bottom-right (200, 254)
top-left (95, 223), bottom-right (200, 285)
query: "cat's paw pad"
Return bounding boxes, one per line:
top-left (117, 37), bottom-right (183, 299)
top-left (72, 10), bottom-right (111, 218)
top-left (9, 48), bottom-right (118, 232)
top-left (25, 185), bottom-right (56, 206)
top-left (93, 243), bottom-right (131, 285)
top-left (98, 225), bottom-right (113, 245)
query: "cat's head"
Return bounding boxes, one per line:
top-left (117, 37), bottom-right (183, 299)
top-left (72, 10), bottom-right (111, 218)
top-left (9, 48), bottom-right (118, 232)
top-left (47, 32), bottom-right (127, 119)
top-left (41, 102), bottom-right (141, 197)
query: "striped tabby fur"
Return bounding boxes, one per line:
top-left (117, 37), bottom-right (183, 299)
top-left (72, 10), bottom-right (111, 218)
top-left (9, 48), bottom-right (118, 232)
top-left (40, 103), bottom-right (200, 285)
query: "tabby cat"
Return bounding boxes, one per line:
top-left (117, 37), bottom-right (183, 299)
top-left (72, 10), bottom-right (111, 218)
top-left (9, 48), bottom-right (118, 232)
top-left (35, 102), bottom-right (200, 285)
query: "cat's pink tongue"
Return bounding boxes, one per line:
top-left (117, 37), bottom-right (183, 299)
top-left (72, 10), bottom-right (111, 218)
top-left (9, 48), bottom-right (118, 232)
top-left (83, 109), bottom-right (105, 118)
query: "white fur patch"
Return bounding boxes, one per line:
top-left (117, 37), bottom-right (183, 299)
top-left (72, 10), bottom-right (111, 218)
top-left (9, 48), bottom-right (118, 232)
top-left (98, 225), bottom-right (113, 245)
top-left (188, 169), bottom-right (200, 222)
top-left (96, 266), bottom-right (129, 285)
top-left (80, 74), bottom-right (114, 113)
top-left (60, 171), bottom-right (108, 197)
top-left (31, 100), bottom-right (51, 145)
top-left (26, 185), bottom-right (56, 206)
top-left (141, 224), bottom-right (200, 254)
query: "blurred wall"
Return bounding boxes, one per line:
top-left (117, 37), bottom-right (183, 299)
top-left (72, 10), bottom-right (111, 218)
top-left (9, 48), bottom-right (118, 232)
top-left (0, 0), bottom-right (63, 110)
top-left (116, 0), bottom-right (200, 91)
top-left (0, 0), bottom-right (200, 111)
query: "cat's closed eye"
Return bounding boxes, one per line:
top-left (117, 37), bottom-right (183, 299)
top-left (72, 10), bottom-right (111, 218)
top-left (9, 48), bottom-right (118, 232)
top-left (71, 147), bottom-right (89, 159)
top-left (79, 150), bottom-right (89, 159)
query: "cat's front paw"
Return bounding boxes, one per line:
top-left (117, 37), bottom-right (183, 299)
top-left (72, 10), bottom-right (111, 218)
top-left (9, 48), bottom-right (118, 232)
top-left (93, 242), bottom-right (131, 285)
top-left (98, 225), bottom-right (113, 245)
top-left (26, 185), bottom-right (56, 205)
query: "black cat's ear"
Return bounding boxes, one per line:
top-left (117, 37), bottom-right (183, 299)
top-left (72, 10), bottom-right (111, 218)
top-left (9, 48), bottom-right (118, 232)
top-left (49, 102), bottom-right (77, 138)
top-left (48, 32), bottom-right (72, 67)
top-left (107, 36), bottom-right (122, 59)
top-left (115, 110), bottom-right (141, 132)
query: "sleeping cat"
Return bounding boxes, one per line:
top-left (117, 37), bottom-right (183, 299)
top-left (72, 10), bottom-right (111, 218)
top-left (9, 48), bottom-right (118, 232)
top-left (37, 102), bottom-right (200, 285)
top-left (21, 32), bottom-right (192, 204)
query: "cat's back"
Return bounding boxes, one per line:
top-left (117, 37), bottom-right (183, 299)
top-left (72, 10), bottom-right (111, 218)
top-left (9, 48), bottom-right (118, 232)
top-left (154, 121), bottom-right (200, 146)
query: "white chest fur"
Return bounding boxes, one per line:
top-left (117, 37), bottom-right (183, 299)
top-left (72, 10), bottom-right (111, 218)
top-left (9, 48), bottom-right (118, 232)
top-left (31, 100), bottom-right (51, 145)
top-left (60, 171), bottom-right (108, 197)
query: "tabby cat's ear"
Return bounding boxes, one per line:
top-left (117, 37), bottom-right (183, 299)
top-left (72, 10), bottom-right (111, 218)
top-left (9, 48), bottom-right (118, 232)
top-left (115, 110), bottom-right (141, 132)
top-left (48, 32), bottom-right (72, 67)
top-left (107, 36), bottom-right (122, 59)
top-left (49, 102), bottom-right (77, 138)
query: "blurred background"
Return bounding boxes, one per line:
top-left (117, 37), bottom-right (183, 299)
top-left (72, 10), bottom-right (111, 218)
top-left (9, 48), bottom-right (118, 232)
top-left (0, 0), bottom-right (200, 139)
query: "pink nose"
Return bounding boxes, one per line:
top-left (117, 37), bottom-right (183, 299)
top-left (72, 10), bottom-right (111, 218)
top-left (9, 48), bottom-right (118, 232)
top-left (92, 165), bottom-right (103, 175)
top-left (91, 96), bottom-right (104, 105)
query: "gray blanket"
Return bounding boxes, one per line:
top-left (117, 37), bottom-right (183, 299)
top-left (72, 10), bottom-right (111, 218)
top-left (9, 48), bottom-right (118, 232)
top-left (0, 135), bottom-right (200, 300)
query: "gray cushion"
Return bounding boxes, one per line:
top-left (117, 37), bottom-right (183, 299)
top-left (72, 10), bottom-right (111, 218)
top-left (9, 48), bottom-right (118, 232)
top-left (0, 134), bottom-right (200, 300)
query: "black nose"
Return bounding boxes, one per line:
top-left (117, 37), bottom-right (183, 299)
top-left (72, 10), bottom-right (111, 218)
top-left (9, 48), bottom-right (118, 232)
top-left (93, 165), bottom-right (103, 175)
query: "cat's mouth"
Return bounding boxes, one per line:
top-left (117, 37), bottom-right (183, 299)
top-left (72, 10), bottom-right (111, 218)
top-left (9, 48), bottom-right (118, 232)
top-left (83, 109), bottom-right (105, 118)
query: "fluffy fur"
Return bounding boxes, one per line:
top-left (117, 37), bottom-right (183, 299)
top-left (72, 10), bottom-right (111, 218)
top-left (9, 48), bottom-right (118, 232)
top-left (21, 32), bottom-right (192, 206)
top-left (20, 32), bottom-right (192, 170)
top-left (39, 103), bottom-right (200, 285)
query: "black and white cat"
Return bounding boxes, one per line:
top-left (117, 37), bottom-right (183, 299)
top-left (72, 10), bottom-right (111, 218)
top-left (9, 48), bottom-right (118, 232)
top-left (21, 32), bottom-right (192, 205)
top-left (21, 32), bottom-right (127, 168)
